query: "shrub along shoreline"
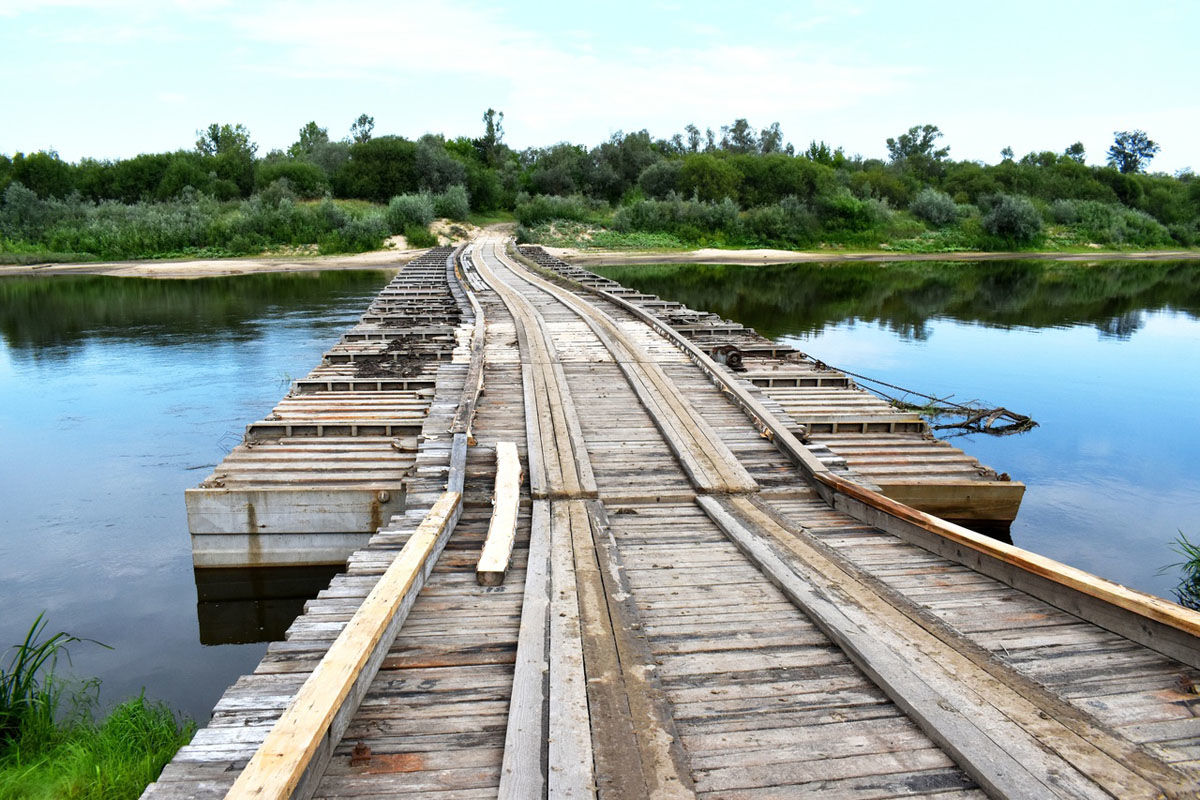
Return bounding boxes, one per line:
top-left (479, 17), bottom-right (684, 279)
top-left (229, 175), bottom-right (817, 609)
top-left (4, 117), bottom-right (1198, 263)
top-left (511, 188), bottom-right (1194, 255)
top-left (0, 180), bottom-right (473, 264)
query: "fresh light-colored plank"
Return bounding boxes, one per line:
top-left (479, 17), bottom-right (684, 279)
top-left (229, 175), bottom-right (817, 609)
top-left (476, 442), bottom-right (524, 586)
top-left (224, 490), bottom-right (462, 800)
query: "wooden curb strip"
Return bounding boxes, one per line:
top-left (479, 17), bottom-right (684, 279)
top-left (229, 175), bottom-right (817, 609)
top-left (224, 490), bottom-right (463, 800)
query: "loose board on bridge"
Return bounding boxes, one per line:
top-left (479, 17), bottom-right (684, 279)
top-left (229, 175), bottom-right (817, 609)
top-left (476, 442), bottom-right (524, 586)
top-left (223, 489), bottom-right (462, 800)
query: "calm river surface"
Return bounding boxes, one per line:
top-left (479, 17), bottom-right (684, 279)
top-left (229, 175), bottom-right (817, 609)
top-left (2, 260), bottom-right (1198, 722)
top-left (0, 270), bottom-right (393, 720)
top-left (597, 259), bottom-right (1200, 605)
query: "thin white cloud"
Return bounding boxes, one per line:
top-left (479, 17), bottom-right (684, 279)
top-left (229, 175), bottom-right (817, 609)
top-left (232, 0), bottom-right (914, 147)
top-left (0, 0), bottom-right (229, 14)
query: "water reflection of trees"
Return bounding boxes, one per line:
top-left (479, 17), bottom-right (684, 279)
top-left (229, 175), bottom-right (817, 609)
top-left (0, 271), bottom-right (393, 353)
top-left (597, 260), bottom-right (1200, 341)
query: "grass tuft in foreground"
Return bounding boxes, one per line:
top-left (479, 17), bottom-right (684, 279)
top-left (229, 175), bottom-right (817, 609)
top-left (0, 615), bottom-right (194, 800)
top-left (1164, 532), bottom-right (1200, 611)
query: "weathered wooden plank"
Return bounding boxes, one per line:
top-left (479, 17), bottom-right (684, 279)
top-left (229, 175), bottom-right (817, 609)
top-left (477, 443), bottom-right (524, 586)
top-left (547, 500), bottom-right (595, 798)
top-left (698, 494), bottom-right (1159, 800)
top-left (224, 491), bottom-right (462, 800)
top-left (497, 499), bottom-right (550, 800)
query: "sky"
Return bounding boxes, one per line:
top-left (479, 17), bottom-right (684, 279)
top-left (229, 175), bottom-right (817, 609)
top-left (1, 0), bottom-right (1197, 173)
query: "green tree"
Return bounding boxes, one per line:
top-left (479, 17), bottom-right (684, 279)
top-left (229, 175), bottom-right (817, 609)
top-left (195, 123), bottom-right (256, 158)
top-left (10, 151), bottom-right (75, 198)
top-left (415, 134), bottom-right (467, 192)
top-left (678, 153), bottom-right (741, 202)
top-left (475, 108), bottom-right (505, 166)
top-left (759, 122), bottom-right (785, 154)
top-left (804, 140), bottom-right (844, 168)
top-left (336, 136), bottom-right (417, 201)
top-left (0, 154), bottom-right (12, 194)
top-left (350, 114), bottom-right (375, 145)
top-left (1064, 142), bottom-right (1086, 163)
top-left (156, 151), bottom-right (214, 199)
top-left (638, 160), bottom-right (683, 199)
top-left (586, 130), bottom-right (659, 203)
top-left (684, 124), bottom-right (701, 153)
top-left (1107, 130), bottom-right (1159, 174)
top-left (720, 118), bottom-right (758, 154)
top-left (527, 143), bottom-right (588, 196)
top-left (1000, 146), bottom-right (1014, 161)
top-left (288, 121), bottom-right (329, 158)
top-left (255, 160), bottom-right (330, 198)
top-left (886, 124), bottom-right (949, 178)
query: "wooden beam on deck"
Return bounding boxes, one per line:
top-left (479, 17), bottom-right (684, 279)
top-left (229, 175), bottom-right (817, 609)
top-left (477, 442), bottom-right (523, 586)
top-left (223, 490), bottom-right (463, 800)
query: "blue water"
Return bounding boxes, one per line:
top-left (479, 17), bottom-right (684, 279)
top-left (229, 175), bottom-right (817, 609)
top-left (597, 260), bottom-right (1200, 605)
top-left (788, 313), bottom-right (1200, 599)
top-left (0, 271), bottom-right (393, 720)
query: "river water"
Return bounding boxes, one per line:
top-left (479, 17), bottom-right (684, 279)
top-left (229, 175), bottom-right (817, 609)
top-left (0, 270), bottom-right (393, 721)
top-left (2, 260), bottom-right (1198, 722)
top-left (596, 259), bottom-right (1200, 606)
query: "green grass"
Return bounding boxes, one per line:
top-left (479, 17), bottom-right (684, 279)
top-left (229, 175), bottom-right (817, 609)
top-left (466, 210), bottom-right (517, 227)
top-left (0, 616), bottom-right (194, 800)
top-left (403, 224), bottom-right (438, 248)
top-left (521, 222), bottom-right (687, 251)
top-left (1162, 532), bottom-right (1200, 611)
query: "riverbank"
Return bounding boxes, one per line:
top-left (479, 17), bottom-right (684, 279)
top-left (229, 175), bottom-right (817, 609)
top-left (0, 247), bottom-right (425, 280)
top-left (5, 244), bottom-right (1199, 279)
top-left (545, 245), bottom-right (1200, 267)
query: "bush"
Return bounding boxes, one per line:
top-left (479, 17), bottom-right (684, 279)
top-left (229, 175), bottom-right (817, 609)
top-left (404, 224), bottom-right (438, 248)
top-left (432, 185), bottom-right (470, 220)
top-left (1048, 199), bottom-right (1173, 246)
top-left (1, 187), bottom-right (394, 260)
top-left (1169, 223), bottom-right (1196, 247)
top-left (514, 194), bottom-right (595, 226)
top-left (0, 182), bottom-right (59, 240)
top-left (814, 188), bottom-right (879, 231)
top-left (385, 193), bottom-right (434, 232)
top-left (338, 212), bottom-right (388, 251)
top-left (909, 188), bottom-right (959, 226)
top-left (255, 160), bottom-right (330, 199)
top-left (612, 194), bottom-right (741, 242)
top-left (637, 160), bottom-right (683, 199)
top-left (744, 196), bottom-right (819, 245)
top-left (980, 194), bottom-right (1043, 243)
top-left (1050, 198), bottom-right (1081, 224)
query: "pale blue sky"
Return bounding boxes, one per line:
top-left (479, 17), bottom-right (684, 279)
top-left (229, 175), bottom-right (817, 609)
top-left (2, 0), bottom-right (1197, 173)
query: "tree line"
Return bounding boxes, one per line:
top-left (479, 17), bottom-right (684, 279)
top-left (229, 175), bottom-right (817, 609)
top-left (2, 110), bottom-right (1198, 259)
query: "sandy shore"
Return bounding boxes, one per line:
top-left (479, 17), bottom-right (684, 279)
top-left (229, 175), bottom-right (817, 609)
top-left (0, 247), bottom-right (426, 279)
top-left (4, 244), bottom-right (1198, 280)
top-left (542, 246), bottom-right (1200, 267)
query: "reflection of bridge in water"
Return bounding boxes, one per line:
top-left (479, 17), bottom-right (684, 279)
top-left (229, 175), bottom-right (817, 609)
top-left (152, 238), bottom-right (1200, 799)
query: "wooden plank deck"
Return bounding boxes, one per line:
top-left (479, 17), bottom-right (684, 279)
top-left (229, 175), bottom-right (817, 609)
top-left (147, 239), bottom-right (1200, 800)
top-left (518, 245), bottom-right (1026, 527)
top-left (186, 247), bottom-right (462, 568)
